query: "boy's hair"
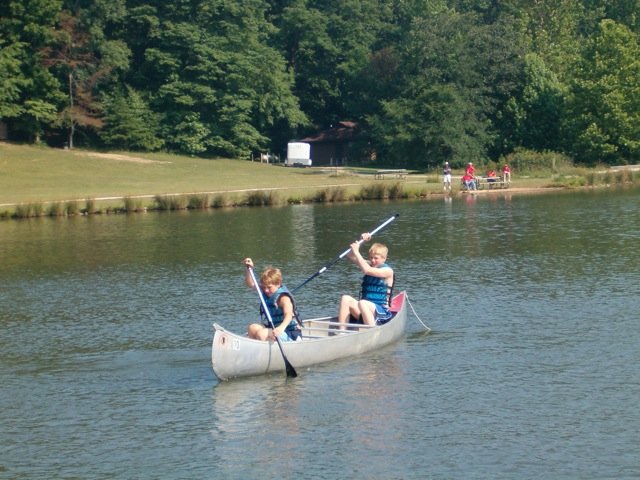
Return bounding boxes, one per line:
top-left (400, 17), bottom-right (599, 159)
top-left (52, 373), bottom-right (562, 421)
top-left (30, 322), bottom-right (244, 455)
top-left (260, 266), bottom-right (283, 286)
top-left (369, 243), bottom-right (388, 259)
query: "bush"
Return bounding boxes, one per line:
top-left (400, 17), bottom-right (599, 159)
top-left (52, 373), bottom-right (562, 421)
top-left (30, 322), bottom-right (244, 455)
top-left (47, 202), bottom-right (65, 216)
top-left (84, 198), bottom-right (97, 214)
top-left (359, 183), bottom-right (387, 200)
top-left (13, 204), bottom-right (33, 218)
top-left (387, 182), bottom-right (406, 199)
top-left (65, 201), bottom-right (80, 216)
top-left (187, 194), bottom-right (210, 209)
top-left (124, 196), bottom-right (145, 212)
top-left (211, 194), bottom-right (227, 208)
top-left (244, 190), bottom-right (280, 206)
top-left (154, 194), bottom-right (189, 210)
top-left (502, 148), bottom-right (573, 174)
top-left (313, 187), bottom-right (346, 203)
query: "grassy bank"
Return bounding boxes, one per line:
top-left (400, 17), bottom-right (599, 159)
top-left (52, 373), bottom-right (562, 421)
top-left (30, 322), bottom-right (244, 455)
top-left (1, 142), bottom-right (638, 219)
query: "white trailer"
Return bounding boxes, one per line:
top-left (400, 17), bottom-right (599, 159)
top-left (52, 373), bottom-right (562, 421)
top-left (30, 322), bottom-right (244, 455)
top-left (285, 142), bottom-right (312, 167)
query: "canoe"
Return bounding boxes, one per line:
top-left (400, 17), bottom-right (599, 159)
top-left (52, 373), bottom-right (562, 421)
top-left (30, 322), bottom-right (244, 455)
top-left (211, 291), bottom-right (408, 381)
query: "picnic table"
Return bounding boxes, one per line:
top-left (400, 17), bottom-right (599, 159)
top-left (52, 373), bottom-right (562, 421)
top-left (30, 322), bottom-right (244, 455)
top-left (374, 169), bottom-right (408, 180)
top-left (476, 175), bottom-right (509, 189)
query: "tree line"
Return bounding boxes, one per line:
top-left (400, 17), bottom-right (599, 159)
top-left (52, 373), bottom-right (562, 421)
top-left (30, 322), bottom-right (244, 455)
top-left (1, 0), bottom-right (639, 168)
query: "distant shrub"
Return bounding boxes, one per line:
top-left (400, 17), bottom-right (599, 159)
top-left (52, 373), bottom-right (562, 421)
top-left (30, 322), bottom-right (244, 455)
top-left (314, 187), bottom-right (346, 203)
top-left (47, 202), bottom-right (65, 216)
top-left (359, 183), bottom-right (387, 200)
top-left (32, 203), bottom-right (44, 217)
top-left (211, 194), bottom-right (227, 208)
top-left (154, 194), bottom-right (188, 210)
top-left (245, 191), bottom-right (278, 206)
top-left (502, 148), bottom-right (573, 173)
top-left (13, 204), bottom-right (33, 218)
top-left (187, 194), bottom-right (210, 209)
top-left (84, 198), bottom-right (96, 214)
top-left (387, 182), bottom-right (406, 199)
top-left (124, 196), bottom-right (145, 212)
top-left (65, 201), bottom-right (80, 216)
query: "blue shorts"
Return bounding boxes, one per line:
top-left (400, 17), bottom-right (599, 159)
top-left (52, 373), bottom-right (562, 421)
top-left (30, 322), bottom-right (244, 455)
top-left (263, 325), bottom-right (302, 342)
top-left (278, 328), bottom-right (302, 342)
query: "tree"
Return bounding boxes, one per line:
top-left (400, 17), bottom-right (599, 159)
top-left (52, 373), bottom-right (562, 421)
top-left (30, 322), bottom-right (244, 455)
top-left (273, 0), bottom-right (396, 130)
top-left (370, 83), bottom-right (490, 168)
top-left (0, 40), bottom-right (26, 119)
top-left (123, 0), bottom-right (307, 157)
top-left (368, 9), bottom-right (525, 168)
top-left (0, 0), bottom-right (65, 142)
top-left (275, 0), bottom-right (338, 128)
top-left (100, 85), bottom-right (163, 150)
top-left (564, 20), bottom-right (640, 164)
top-left (42, 12), bottom-right (101, 148)
top-left (501, 53), bottom-right (565, 153)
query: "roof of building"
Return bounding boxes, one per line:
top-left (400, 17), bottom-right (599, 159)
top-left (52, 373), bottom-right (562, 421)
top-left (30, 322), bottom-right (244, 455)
top-left (300, 121), bottom-right (358, 143)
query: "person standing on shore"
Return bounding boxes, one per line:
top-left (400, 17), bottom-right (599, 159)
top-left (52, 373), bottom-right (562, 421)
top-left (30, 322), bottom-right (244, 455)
top-left (502, 163), bottom-right (511, 183)
top-left (443, 162), bottom-right (452, 191)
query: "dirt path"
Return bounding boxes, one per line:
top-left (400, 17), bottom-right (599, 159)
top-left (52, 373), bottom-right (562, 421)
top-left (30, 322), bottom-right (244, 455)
top-left (77, 152), bottom-right (171, 164)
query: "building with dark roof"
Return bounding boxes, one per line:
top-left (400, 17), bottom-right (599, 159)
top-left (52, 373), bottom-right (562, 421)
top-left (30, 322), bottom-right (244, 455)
top-left (299, 121), bottom-right (360, 166)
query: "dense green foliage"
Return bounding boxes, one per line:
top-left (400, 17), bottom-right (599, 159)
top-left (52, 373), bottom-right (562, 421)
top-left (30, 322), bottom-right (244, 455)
top-left (1, 0), bottom-right (639, 167)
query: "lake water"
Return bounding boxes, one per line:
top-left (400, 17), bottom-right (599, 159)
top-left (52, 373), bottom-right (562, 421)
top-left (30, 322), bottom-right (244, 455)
top-left (1, 189), bottom-right (639, 479)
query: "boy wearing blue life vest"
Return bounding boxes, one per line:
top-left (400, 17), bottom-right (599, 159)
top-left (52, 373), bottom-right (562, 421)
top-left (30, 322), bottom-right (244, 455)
top-left (336, 233), bottom-right (394, 331)
top-left (243, 258), bottom-right (301, 342)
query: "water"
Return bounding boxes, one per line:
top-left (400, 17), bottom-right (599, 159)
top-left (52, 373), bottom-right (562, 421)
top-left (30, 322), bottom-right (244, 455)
top-left (1, 189), bottom-right (639, 479)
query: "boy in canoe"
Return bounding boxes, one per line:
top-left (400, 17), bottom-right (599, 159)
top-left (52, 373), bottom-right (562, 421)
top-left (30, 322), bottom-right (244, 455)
top-left (243, 258), bottom-right (302, 342)
top-left (336, 233), bottom-right (394, 330)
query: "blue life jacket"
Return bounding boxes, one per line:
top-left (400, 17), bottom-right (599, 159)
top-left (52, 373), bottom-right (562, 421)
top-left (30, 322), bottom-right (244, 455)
top-left (261, 285), bottom-right (299, 331)
top-left (361, 263), bottom-right (393, 307)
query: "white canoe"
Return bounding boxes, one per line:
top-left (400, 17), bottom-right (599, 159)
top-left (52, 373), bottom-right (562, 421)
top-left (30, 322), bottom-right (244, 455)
top-left (211, 291), bottom-right (408, 381)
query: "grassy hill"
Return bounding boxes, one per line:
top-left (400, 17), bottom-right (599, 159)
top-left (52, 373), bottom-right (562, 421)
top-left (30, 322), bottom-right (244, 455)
top-left (1, 142), bottom-right (636, 218)
top-left (0, 142), bottom-right (368, 204)
top-left (1, 142), bottom-right (436, 216)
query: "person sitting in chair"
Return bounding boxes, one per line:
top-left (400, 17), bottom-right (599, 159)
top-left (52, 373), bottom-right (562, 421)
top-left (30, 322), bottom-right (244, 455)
top-left (462, 173), bottom-right (476, 191)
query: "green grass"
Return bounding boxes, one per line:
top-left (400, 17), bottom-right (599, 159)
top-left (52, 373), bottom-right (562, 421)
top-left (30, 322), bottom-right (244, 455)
top-left (0, 142), bottom-right (381, 205)
top-left (1, 142), bottom-right (638, 218)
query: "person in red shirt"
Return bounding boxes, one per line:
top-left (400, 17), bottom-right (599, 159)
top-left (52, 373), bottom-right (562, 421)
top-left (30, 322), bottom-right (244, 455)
top-left (502, 164), bottom-right (511, 183)
top-left (465, 162), bottom-right (475, 176)
top-left (461, 172), bottom-right (476, 191)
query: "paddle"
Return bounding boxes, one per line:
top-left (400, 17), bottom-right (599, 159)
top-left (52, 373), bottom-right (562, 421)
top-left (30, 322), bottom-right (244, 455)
top-left (292, 213), bottom-right (399, 293)
top-left (247, 266), bottom-right (297, 378)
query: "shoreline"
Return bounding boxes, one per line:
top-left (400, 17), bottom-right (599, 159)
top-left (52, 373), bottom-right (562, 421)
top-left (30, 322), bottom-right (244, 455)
top-left (1, 140), bottom-right (638, 219)
top-left (2, 181), bottom-right (635, 221)
top-left (0, 183), bottom-right (567, 208)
